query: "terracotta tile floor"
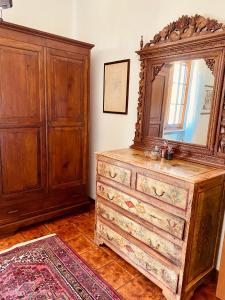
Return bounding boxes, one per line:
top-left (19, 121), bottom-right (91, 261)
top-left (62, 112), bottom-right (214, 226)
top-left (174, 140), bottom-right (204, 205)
top-left (0, 206), bottom-right (218, 299)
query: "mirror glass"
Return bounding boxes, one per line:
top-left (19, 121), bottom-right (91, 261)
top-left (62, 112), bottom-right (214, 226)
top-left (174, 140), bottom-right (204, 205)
top-left (158, 59), bottom-right (214, 145)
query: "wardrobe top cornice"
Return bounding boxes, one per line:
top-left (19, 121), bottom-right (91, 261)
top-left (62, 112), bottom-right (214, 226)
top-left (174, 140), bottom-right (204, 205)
top-left (0, 21), bottom-right (94, 49)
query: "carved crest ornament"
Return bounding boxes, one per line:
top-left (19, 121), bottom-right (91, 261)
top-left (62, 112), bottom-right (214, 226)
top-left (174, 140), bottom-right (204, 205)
top-left (140, 15), bottom-right (225, 49)
top-left (134, 15), bottom-right (225, 166)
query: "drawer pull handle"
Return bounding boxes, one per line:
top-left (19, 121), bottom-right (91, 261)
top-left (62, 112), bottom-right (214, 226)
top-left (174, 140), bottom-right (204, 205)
top-left (106, 233), bottom-right (113, 241)
top-left (149, 214), bottom-right (157, 219)
top-left (98, 185), bottom-right (104, 192)
top-left (109, 171), bottom-right (117, 178)
top-left (107, 193), bottom-right (115, 201)
top-left (7, 210), bottom-right (19, 215)
top-left (152, 186), bottom-right (165, 197)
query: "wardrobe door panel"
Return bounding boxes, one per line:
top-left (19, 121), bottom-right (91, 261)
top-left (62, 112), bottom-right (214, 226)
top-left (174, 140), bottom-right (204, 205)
top-left (0, 40), bottom-right (46, 199)
top-left (47, 49), bottom-right (86, 125)
top-left (48, 127), bottom-right (83, 189)
top-left (0, 44), bottom-right (43, 124)
top-left (47, 48), bottom-right (88, 191)
top-left (1, 128), bottom-right (42, 194)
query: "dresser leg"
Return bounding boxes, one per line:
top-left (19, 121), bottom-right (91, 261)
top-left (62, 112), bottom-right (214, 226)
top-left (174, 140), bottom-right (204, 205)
top-left (162, 288), bottom-right (178, 300)
top-left (94, 233), bottom-right (104, 246)
top-left (160, 294), bottom-right (168, 300)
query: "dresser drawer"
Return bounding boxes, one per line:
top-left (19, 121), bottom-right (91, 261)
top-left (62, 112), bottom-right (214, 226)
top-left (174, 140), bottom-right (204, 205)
top-left (97, 161), bottom-right (131, 187)
top-left (97, 201), bottom-right (182, 265)
top-left (97, 182), bottom-right (185, 239)
top-left (136, 174), bottom-right (188, 210)
top-left (96, 220), bottom-right (179, 293)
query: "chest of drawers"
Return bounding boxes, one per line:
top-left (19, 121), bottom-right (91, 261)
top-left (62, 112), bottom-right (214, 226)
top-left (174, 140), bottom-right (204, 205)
top-left (95, 148), bottom-right (225, 300)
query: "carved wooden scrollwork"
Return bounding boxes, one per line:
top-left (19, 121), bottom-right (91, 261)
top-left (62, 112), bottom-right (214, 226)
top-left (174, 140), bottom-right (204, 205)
top-left (152, 64), bottom-right (165, 81)
top-left (151, 60), bottom-right (214, 80)
top-left (218, 100), bottom-right (225, 153)
top-left (219, 135), bottom-right (225, 153)
top-left (205, 58), bottom-right (216, 75)
top-left (143, 15), bottom-right (225, 48)
top-left (134, 60), bottom-right (146, 142)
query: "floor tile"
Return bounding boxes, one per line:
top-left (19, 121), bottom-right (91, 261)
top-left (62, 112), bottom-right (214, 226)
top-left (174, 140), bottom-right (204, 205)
top-left (82, 230), bottom-right (95, 242)
top-left (0, 232), bottom-right (25, 251)
top-left (117, 275), bottom-right (163, 300)
top-left (21, 224), bottom-right (49, 241)
top-left (73, 218), bottom-right (95, 230)
top-left (70, 214), bottom-right (90, 224)
top-left (47, 223), bottom-right (80, 241)
top-left (67, 235), bottom-right (97, 254)
top-left (82, 210), bottom-right (95, 219)
top-left (77, 224), bottom-right (95, 241)
top-left (80, 247), bottom-right (114, 270)
top-left (116, 256), bottom-right (141, 277)
top-left (98, 261), bottom-right (134, 289)
top-left (100, 245), bottom-right (120, 260)
top-left (192, 282), bottom-right (217, 300)
top-left (45, 218), bottom-right (74, 231)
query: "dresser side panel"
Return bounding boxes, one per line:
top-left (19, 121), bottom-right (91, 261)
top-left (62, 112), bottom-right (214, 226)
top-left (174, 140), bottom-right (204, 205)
top-left (185, 180), bottom-right (224, 287)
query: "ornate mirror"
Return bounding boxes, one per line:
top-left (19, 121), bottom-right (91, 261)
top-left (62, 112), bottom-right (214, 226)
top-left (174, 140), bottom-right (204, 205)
top-left (132, 15), bottom-right (225, 167)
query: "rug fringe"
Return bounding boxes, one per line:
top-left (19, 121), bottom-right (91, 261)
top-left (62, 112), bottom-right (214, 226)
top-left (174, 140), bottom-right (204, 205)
top-left (0, 233), bottom-right (56, 254)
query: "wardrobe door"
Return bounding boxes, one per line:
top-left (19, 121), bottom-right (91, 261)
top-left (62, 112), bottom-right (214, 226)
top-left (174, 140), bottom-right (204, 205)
top-left (0, 39), bottom-right (46, 220)
top-left (47, 48), bottom-right (88, 195)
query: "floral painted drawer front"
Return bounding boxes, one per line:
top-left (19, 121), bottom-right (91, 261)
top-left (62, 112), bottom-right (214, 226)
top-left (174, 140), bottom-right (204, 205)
top-left (136, 174), bottom-right (188, 210)
top-left (97, 201), bottom-right (182, 265)
top-left (97, 161), bottom-right (131, 187)
top-left (97, 221), bottom-right (179, 293)
top-left (97, 182), bottom-right (185, 239)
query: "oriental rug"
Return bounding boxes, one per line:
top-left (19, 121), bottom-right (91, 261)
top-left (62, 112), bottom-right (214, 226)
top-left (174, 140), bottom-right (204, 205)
top-left (0, 234), bottom-right (122, 300)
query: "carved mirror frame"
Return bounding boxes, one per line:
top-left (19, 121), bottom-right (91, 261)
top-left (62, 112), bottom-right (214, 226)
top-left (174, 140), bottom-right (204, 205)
top-left (132, 15), bottom-right (225, 167)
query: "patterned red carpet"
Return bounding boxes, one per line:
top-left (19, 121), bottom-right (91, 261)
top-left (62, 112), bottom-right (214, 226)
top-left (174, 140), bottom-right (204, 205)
top-left (0, 234), bottom-right (121, 300)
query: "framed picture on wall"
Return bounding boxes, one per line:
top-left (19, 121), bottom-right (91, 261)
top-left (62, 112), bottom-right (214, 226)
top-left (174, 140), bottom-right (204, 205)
top-left (103, 59), bottom-right (130, 114)
top-left (201, 85), bottom-right (213, 115)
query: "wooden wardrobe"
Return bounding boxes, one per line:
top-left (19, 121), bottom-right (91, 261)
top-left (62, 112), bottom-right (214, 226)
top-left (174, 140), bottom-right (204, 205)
top-left (0, 22), bottom-right (94, 236)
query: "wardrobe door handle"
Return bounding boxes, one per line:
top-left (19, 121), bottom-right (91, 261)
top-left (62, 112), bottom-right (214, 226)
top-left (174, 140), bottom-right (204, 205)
top-left (107, 193), bottom-right (115, 201)
top-left (152, 186), bottom-right (165, 197)
top-left (7, 210), bottom-right (19, 215)
top-left (109, 170), bottom-right (117, 178)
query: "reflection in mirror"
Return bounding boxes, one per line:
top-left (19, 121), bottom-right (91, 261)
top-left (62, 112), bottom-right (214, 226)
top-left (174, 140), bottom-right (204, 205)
top-left (159, 59), bottom-right (214, 145)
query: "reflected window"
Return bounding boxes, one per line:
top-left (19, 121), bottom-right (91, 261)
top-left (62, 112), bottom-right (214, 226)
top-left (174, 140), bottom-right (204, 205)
top-left (160, 58), bottom-right (214, 145)
top-left (164, 61), bottom-right (191, 130)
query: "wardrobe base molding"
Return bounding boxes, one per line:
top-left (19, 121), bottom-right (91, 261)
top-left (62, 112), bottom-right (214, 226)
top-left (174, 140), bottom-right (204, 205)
top-left (0, 199), bottom-right (90, 238)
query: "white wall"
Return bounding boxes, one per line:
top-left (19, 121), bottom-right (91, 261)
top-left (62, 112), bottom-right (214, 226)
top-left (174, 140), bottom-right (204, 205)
top-left (3, 0), bottom-right (74, 37)
top-left (72, 0), bottom-right (225, 269)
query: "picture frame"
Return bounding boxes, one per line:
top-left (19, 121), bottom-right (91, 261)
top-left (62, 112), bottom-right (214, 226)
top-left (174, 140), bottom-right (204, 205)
top-left (201, 84), bottom-right (213, 115)
top-left (103, 59), bottom-right (130, 114)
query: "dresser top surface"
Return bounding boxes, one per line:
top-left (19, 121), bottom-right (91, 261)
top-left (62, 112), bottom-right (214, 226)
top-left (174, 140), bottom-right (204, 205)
top-left (96, 148), bottom-right (225, 183)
